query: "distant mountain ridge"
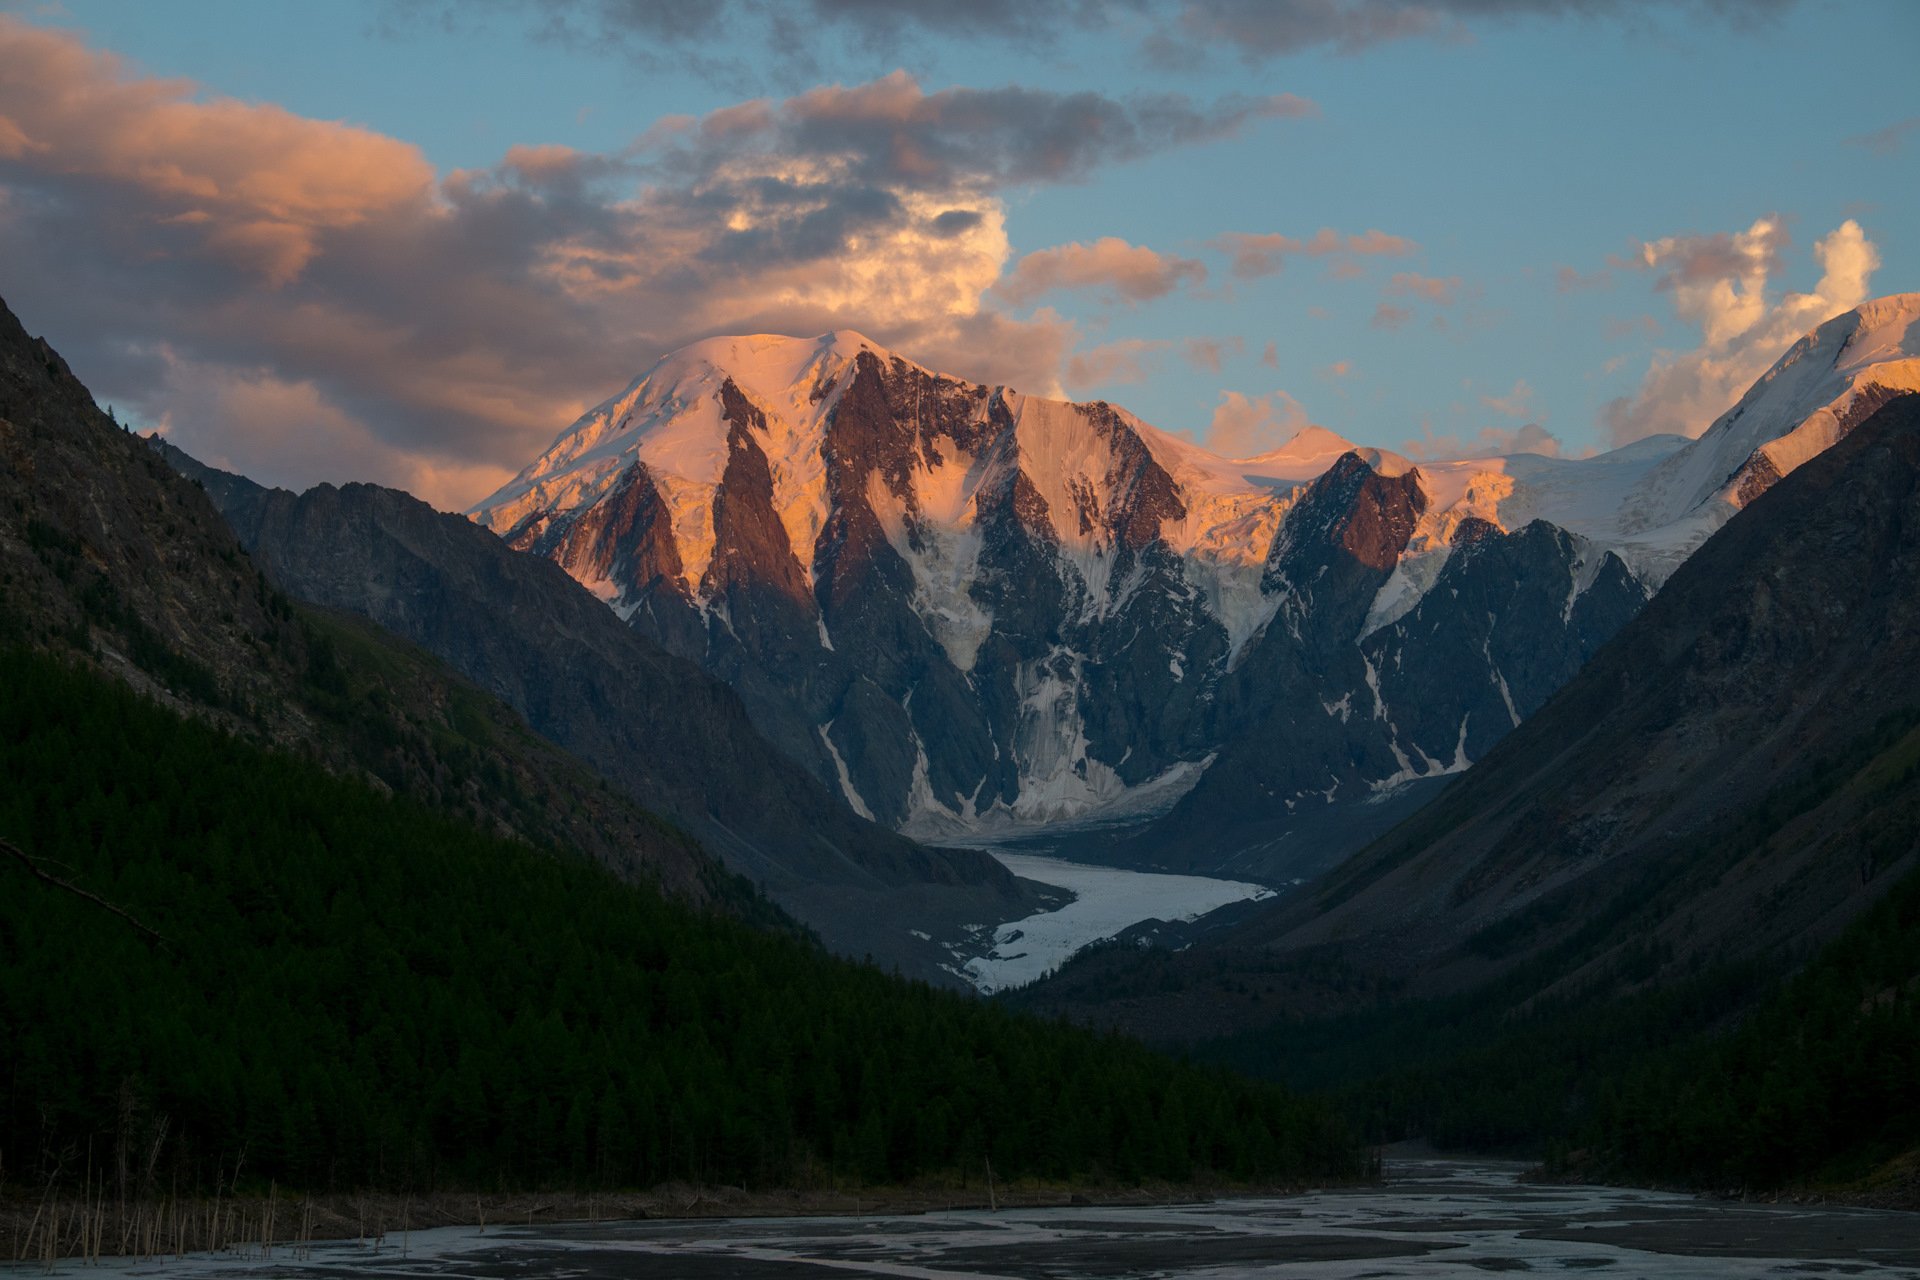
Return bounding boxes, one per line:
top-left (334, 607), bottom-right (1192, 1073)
top-left (161, 448), bottom-right (1038, 983)
top-left (1016, 390), bottom-right (1920, 1040)
top-left (472, 295), bottom-right (1920, 873)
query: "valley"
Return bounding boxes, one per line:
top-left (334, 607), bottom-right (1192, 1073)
top-left (3, 0), bottom-right (1917, 1245)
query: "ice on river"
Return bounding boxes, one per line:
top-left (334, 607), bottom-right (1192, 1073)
top-left (56, 1157), bottom-right (1920, 1279)
top-left (957, 852), bottom-right (1274, 993)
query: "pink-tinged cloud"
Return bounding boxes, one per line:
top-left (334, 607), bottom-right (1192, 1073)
top-left (1324, 359), bottom-right (1354, 379)
top-left (5, 22), bottom-right (1313, 506)
top-left (1259, 340), bottom-right (1279, 368)
top-left (1401, 421), bottom-right (1562, 462)
top-left (1210, 226), bottom-right (1415, 279)
top-left (1603, 217), bottom-right (1882, 446)
top-left (1181, 335), bottom-right (1244, 373)
top-left (0, 18), bottom-right (435, 285)
top-left (1206, 389), bottom-right (1311, 457)
top-left (1386, 271), bottom-right (1465, 306)
top-left (1555, 263), bottom-right (1612, 293)
top-left (1370, 303), bottom-right (1413, 330)
top-left (995, 237), bottom-right (1207, 306)
top-left (1065, 338), bottom-right (1174, 388)
top-left (1479, 378), bottom-right (1536, 419)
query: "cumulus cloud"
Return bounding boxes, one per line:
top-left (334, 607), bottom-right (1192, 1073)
top-left (1370, 303), bottom-right (1414, 330)
top-left (1602, 216), bottom-right (1881, 445)
top-left (1209, 226), bottom-right (1415, 279)
top-left (0, 19), bottom-right (1303, 506)
top-left (995, 237), bottom-right (1207, 306)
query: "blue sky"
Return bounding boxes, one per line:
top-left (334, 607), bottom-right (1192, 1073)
top-left (0, 0), bottom-right (1913, 506)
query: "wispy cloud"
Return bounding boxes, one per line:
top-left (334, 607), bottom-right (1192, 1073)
top-left (996, 237), bottom-right (1207, 306)
top-left (1479, 378), bottom-right (1536, 419)
top-left (398, 0), bottom-right (1799, 85)
top-left (1385, 271), bottom-right (1466, 306)
top-left (1843, 116), bottom-right (1920, 155)
top-left (1209, 227), bottom-right (1415, 279)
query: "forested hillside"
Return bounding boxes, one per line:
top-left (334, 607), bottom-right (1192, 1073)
top-left (0, 646), bottom-right (1358, 1195)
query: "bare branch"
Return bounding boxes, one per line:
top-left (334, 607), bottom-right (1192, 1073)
top-left (1, 836), bottom-right (167, 947)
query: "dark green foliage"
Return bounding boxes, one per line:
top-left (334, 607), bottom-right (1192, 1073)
top-left (1579, 865), bottom-right (1920, 1187)
top-left (0, 648), bottom-right (1356, 1194)
top-left (1194, 714), bottom-right (1920, 1189)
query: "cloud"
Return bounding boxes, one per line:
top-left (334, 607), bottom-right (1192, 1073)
top-left (1209, 226), bottom-right (1415, 279)
top-left (995, 237), bottom-right (1206, 306)
top-left (1157, 0), bottom-right (1796, 62)
top-left (1602, 217), bottom-right (1882, 446)
top-left (1181, 335), bottom-right (1244, 373)
top-left (1323, 359), bottom-right (1354, 378)
top-left (1065, 338), bottom-right (1173, 387)
top-left (412, 0), bottom-right (1798, 84)
top-left (1260, 340), bottom-right (1279, 368)
top-left (0, 20), bottom-right (1304, 506)
top-left (647, 71), bottom-right (1314, 193)
top-left (1206, 389), bottom-right (1311, 457)
top-left (1604, 313), bottom-right (1660, 340)
top-left (1555, 263), bottom-right (1612, 293)
top-left (1385, 271), bottom-right (1465, 306)
top-left (1479, 378), bottom-right (1536, 419)
top-left (1401, 421), bottom-right (1562, 462)
top-left (1843, 116), bottom-right (1920, 155)
top-left (1370, 303), bottom-right (1414, 330)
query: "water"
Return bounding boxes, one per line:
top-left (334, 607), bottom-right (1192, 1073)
top-left (959, 851), bottom-right (1273, 993)
top-left (73, 1158), bottom-right (1920, 1278)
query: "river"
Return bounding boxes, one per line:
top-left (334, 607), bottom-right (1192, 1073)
top-left (75, 1158), bottom-right (1919, 1278)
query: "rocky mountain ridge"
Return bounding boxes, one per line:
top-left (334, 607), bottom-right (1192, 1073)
top-left (474, 294), bottom-right (1920, 874)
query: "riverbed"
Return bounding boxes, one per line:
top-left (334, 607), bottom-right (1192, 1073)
top-left (71, 1158), bottom-right (1920, 1279)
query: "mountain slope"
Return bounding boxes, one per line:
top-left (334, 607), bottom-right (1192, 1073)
top-left (0, 291), bottom-right (750, 912)
top-left (0, 643), bottom-right (1359, 1200)
top-left (162, 448), bottom-right (1036, 980)
top-left (1016, 392), bottom-right (1920, 1038)
top-left (1281, 390), bottom-right (1920, 987)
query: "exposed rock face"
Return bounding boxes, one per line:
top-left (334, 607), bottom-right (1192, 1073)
top-left (0, 290), bottom-right (755, 914)
top-left (162, 447), bottom-right (1037, 983)
top-left (1015, 393), bottom-right (1920, 1041)
top-left (1260, 391), bottom-right (1920, 991)
top-left (473, 298), bottom-right (1920, 874)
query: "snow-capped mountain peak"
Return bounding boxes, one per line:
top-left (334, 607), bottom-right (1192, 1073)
top-left (471, 297), bottom-right (1918, 847)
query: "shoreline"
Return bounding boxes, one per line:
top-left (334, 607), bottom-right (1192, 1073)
top-left (0, 1178), bottom-right (1356, 1264)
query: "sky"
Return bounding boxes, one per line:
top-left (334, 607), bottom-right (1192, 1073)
top-left (0, 0), bottom-right (1913, 510)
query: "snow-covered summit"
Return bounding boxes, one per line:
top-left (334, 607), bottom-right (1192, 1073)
top-left (1620, 291), bottom-right (1920, 545)
top-left (470, 298), bottom-right (1918, 841)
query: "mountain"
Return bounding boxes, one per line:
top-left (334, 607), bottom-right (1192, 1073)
top-left (0, 291), bottom-right (753, 912)
top-left (472, 296), bottom-right (1920, 875)
top-left (1016, 391), bottom-right (1920, 1040)
top-left (160, 448), bottom-right (1038, 981)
